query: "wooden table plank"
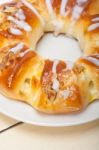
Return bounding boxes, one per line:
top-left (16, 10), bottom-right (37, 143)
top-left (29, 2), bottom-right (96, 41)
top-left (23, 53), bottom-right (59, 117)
top-left (0, 113), bottom-right (18, 131)
top-left (0, 120), bottom-right (99, 150)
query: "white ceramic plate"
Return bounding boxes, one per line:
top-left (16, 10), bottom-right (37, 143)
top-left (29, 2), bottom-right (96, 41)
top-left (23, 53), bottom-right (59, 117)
top-left (0, 94), bottom-right (99, 127)
top-left (0, 1), bottom-right (99, 127)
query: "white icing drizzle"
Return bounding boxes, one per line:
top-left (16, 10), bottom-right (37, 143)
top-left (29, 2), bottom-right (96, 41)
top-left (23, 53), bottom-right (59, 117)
top-left (20, 49), bottom-right (30, 57)
top-left (84, 56), bottom-right (99, 66)
top-left (21, 0), bottom-right (45, 26)
top-left (67, 0), bottom-right (88, 35)
top-left (72, 0), bottom-right (88, 20)
top-left (8, 16), bottom-right (32, 32)
top-left (9, 27), bottom-right (22, 35)
top-left (77, 0), bottom-right (88, 5)
top-left (10, 43), bottom-right (24, 54)
top-left (60, 0), bottom-right (68, 16)
top-left (52, 60), bottom-right (59, 74)
top-left (8, 74), bottom-right (14, 87)
top-left (66, 61), bottom-right (74, 70)
top-left (88, 23), bottom-right (99, 31)
top-left (52, 60), bottom-right (60, 92)
top-left (72, 5), bottom-right (83, 20)
top-left (92, 17), bottom-right (99, 22)
top-left (61, 89), bottom-right (70, 99)
top-left (52, 78), bottom-right (60, 92)
top-left (15, 9), bottom-right (26, 20)
top-left (45, 0), bottom-right (54, 15)
top-left (46, 0), bottom-right (64, 35)
top-left (8, 9), bottom-right (27, 35)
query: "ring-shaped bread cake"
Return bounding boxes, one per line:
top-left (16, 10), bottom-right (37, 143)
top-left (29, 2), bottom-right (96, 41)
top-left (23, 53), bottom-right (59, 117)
top-left (0, 0), bottom-right (99, 113)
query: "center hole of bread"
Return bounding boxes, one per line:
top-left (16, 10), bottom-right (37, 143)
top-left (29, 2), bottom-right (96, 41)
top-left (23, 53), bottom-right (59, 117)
top-left (37, 33), bottom-right (82, 62)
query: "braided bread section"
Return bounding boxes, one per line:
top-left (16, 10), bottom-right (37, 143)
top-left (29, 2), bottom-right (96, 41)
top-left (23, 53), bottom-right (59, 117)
top-left (0, 0), bottom-right (99, 113)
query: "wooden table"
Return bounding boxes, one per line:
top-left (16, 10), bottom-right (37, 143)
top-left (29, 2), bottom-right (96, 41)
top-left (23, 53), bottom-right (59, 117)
top-left (0, 113), bottom-right (99, 150)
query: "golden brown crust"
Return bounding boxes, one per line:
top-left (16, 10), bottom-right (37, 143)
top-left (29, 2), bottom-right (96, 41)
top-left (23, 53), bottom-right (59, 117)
top-left (38, 60), bottom-right (82, 113)
top-left (0, 1), bottom-right (43, 49)
top-left (74, 54), bottom-right (99, 105)
top-left (0, 0), bottom-right (99, 114)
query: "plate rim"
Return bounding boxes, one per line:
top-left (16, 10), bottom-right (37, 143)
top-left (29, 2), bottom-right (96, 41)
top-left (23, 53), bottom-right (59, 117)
top-left (0, 104), bottom-right (99, 127)
top-left (0, 0), bottom-right (99, 127)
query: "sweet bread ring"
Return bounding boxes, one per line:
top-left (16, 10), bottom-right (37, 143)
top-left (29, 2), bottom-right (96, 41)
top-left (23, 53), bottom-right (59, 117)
top-left (0, 0), bottom-right (99, 114)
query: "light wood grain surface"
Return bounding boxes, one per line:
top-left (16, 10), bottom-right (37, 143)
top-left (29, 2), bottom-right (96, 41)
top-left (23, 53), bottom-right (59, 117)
top-left (0, 113), bottom-right (99, 150)
top-left (0, 113), bottom-right (18, 131)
